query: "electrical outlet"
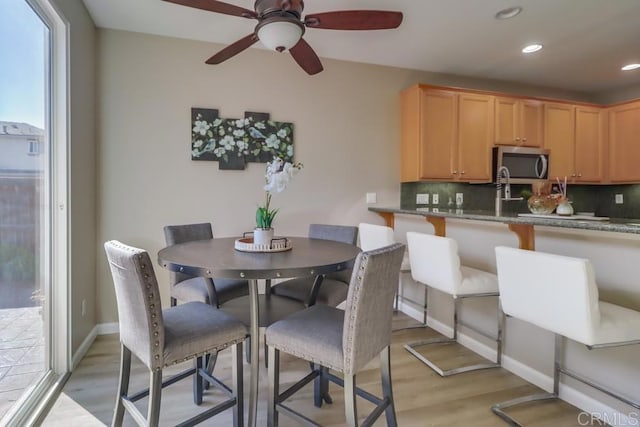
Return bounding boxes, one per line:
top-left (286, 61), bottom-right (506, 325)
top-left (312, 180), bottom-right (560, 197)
top-left (366, 192), bottom-right (377, 204)
top-left (615, 194), bottom-right (624, 204)
top-left (432, 194), bottom-right (439, 205)
top-left (81, 299), bottom-right (86, 317)
top-left (432, 207), bottom-right (439, 213)
top-left (416, 193), bottom-right (429, 204)
top-left (455, 193), bottom-right (464, 206)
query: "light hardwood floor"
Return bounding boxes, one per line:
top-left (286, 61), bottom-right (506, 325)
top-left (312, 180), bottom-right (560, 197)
top-left (43, 313), bottom-right (603, 426)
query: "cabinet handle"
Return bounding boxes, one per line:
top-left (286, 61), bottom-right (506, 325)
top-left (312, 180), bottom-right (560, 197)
top-left (571, 173), bottom-right (576, 177)
top-left (460, 170), bottom-right (465, 175)
top-left (578, 173), bottom-right (582, 177)
top-left (452, 170), bottom-right (458, 174)
top-left (515, 137), bottom-right (521, 141)
top-left (522, 137), bottom-right (527, 142)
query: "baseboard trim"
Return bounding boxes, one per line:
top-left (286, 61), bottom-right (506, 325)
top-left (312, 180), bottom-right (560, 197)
top-left (71, 325), bottom-right (98, 370)
top-left (96, 322), bottom-right (119, 335)
top-left (71, 323), bottom-right (118, 370)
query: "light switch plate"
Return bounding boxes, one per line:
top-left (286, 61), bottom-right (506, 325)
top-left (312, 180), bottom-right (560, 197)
top-left (455, 193), bottom-right (464, 206)
top-left (615, 194), bottom-right (623, 204)
top-left (432, 194), bottom-right (439, 205)
top-left (366, 192), bottom-right (377, 204)
top-left (416, 193), bottom-right (429, 204)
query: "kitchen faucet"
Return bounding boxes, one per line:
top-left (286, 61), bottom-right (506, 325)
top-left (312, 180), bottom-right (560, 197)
top-left (495, 166), bottom-right (523, 216)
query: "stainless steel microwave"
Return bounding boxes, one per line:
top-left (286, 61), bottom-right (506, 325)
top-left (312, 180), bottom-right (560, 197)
top-left (492, 146), bottom-right (550, 184)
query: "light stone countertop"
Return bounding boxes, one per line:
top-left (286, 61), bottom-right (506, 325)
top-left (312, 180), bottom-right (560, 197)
top-left (369, 207), bottom-right (640, 235)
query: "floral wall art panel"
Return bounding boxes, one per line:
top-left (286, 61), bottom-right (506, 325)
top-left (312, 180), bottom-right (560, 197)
top-left (244, 111), bottom-right (295, 164)
top-left (191, 107), bottom-right (294, 170)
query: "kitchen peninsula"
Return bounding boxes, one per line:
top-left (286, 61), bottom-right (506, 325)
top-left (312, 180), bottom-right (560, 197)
top-left (369, 206), bottom-right (640, 249)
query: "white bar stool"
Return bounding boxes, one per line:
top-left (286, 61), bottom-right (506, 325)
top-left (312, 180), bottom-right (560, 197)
top-left (358, 223), bottom-right (414, 314)
top-left (494, 246), bottom-right (640, 426)
top-left (405, 231), bottom-right (502, 376)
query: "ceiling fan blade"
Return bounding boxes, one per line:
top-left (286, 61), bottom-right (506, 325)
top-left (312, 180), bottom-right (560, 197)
top-left (206, 34), bottom-right (259, 64)
top-left (163, 0), bottom-right (257, 19)
top-left (305, 10), bottom-right (403, 30)
top-left (289, 38), bottom-right (323, 75)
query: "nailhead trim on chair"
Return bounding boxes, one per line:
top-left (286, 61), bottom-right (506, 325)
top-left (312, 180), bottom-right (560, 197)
top-left (139, 254), bottom-right (163, 369)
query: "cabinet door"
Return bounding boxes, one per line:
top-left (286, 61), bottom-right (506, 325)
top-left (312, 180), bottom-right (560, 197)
top-left (520, 100), bottom-right (544, 147)
top-left (495, 97), bottom-right (519, 145)
top-left (575, 106), bottom-right (604, 182)
top-left (400, 87), bottom-right (457, 181)
top-left (458, 93), bottom-right (494, 181)
top-left (609, 101), bottom-right (640, 182)
top-left (418, 89), bottom-right (458, 180)
top-left (400, 86), bottom-right (422, 182)
top-left (544, 103), bottom-right (575, 180)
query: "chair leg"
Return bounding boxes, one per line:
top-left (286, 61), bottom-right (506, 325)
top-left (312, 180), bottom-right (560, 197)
top-left (380, 346), bottom-right (398, 427)
top-left (404, 295), bottom-right (501, 377)
top-left (268, 346), bottom-right (279, 427)
top-left (492, 334), bottom-right (562, 425)
top-left (204, 351), bottom-right (218, 390)
top-left (313, 365), bottom-right (332, 408)
top-left (147, 369), bottom-right (162, 426)
top-left (111, 344), bottom-right (131, 427)
top-left (193, 356), bottom-right (203, 405)
top-left (344, 374), bottom-right (358, 427)
top-left (231, 342), bottom-right (243, 427)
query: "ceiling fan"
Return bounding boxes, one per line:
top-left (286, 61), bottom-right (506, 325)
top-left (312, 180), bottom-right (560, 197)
top-left (163, 0), bottom-right (403, 75)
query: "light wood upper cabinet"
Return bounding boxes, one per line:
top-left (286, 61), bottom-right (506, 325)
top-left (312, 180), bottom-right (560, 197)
top-left (608, 100), bottom-right (640, 183)
top-left (400, 86), bottom-right (493, 182)
top-left (544, 103), bottom-right (605, 183)
top-left (575, 106), bottom-right (605, 182)
top-left (400, 86), bottom-right (457, 182)
top-left (495, 97), bottom-right (543, 147)
top-left (457, 93), bottom-right (494, 181)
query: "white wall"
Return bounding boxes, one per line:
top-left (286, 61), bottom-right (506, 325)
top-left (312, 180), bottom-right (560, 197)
top-left (50, 0), bottom-right (97, 356)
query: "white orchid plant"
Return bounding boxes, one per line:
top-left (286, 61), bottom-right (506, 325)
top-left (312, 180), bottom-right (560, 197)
top-left (256, 157), bottom-right (303, 229)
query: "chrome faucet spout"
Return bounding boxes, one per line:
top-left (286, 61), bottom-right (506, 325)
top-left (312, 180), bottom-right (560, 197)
top-left (495, 166), bottom-right (522, 216)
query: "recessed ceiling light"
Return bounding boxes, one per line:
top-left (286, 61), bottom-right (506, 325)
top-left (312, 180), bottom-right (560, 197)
top-left (495, 6), bottom-right (523, 20)
top-left (522, 44), bottom-right (543, 54)
top-left (621, 63), bottom-right (640, 71)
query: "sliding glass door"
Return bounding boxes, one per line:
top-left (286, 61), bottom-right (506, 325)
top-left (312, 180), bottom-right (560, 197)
top-left (0, 0), bottom-right (68, 423)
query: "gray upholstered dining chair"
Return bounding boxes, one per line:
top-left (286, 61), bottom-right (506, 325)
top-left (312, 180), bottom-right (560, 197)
top-left (270, 223), bottom-right (359, 306)
top-left (163, 222), bottom-right (249, 307)
top-left (265, 243), bottom-right (405, 426)
top-left (104, 240), bottom-right (247, 427)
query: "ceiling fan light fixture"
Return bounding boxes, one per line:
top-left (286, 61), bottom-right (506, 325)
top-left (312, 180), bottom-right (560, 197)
top-left (495, 6), bottom-right (523, 20)
top-left (522, 43), bottom-right (543, 54)
top-left (621, 63), bottom-right (640, 71)
top-left (257, 20), bottom-right (303, 52)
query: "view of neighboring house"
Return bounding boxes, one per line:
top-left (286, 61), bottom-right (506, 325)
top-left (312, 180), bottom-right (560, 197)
top-left (0, 121), bottom-right (44, 308)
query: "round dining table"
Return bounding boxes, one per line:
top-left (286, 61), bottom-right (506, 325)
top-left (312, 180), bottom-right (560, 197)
top-left (157, 236), bottom-right (361, 427)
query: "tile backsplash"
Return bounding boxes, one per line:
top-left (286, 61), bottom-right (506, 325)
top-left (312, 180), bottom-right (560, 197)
top-left (401, 182), bottom-right (640, 219)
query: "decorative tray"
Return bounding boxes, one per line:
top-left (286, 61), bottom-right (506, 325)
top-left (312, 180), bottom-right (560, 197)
top-left (518, 213), bottom-right (610, 221)
top-left (234, 237), bottom-right (292, 253)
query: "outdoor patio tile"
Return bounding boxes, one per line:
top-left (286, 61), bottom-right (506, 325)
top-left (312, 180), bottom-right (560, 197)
top-left (0, 372), bottom-right (38, 393)
top-left (16, 347), bottom-right (43, 365)
top-left (0, 349), bottom-right (28, 368)
top-left (0, 338), bottom-right (38, 350)
top-left (8, 363), bottom-right (42, 376)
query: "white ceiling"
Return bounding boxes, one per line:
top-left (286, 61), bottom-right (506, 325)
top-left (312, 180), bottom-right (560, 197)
top-left (81, 0), bottom-right (640, 94)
